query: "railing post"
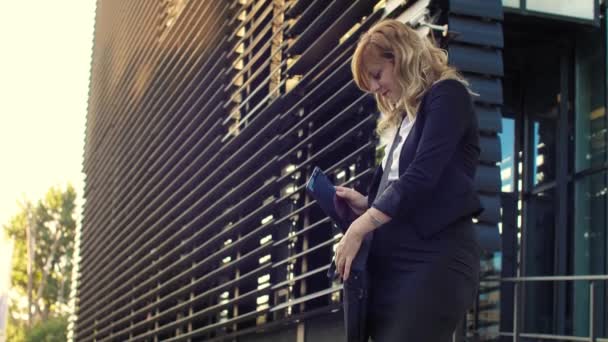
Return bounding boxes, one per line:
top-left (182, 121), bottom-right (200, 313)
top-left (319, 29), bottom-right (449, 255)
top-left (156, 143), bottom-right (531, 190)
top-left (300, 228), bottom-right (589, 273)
top-left (513, 282), bottom-right (519, 342)
top-left (589, 281), bottom-right (595, 342)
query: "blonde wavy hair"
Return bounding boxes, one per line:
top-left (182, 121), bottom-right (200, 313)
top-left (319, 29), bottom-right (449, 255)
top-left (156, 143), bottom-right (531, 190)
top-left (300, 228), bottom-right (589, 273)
top-left (351, 19), bottom-right (468, 135)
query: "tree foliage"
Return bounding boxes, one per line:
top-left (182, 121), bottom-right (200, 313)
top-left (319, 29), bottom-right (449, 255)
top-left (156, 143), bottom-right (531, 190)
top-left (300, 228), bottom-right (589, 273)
top-left (25, 315), bottom-right (68, 342)
top-left (3, 184), bottom-right (77, 338)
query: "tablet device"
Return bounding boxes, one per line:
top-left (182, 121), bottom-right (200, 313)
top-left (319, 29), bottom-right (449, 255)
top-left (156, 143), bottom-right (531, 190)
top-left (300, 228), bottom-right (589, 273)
top-left (306, 167), bottom-right (355, 233)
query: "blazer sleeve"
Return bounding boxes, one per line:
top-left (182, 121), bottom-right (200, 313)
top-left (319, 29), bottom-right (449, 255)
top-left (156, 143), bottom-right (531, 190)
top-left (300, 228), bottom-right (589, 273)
top-left (371, 79), bottom-right (473, 218)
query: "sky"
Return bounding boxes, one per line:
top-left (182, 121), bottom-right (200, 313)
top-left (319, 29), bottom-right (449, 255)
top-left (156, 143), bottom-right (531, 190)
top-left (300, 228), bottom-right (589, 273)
top-left (0, 0), bottom-right (96, 285)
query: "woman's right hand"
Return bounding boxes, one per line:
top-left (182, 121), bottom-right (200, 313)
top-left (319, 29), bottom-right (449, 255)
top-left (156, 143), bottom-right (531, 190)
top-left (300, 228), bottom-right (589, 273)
top-left (335, 186), bottom-right (368, 216)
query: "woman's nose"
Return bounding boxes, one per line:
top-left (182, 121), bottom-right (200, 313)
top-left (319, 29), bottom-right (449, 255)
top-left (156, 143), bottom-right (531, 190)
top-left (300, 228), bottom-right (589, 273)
top-left (369, 81), bottom-right (380, 93)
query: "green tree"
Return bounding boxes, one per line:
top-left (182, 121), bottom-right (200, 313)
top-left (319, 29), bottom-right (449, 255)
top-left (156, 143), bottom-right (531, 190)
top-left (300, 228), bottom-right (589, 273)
top-left (3, 184), bottom-right (77, 339)
top-left (25, 316), bottom-right (68, 342)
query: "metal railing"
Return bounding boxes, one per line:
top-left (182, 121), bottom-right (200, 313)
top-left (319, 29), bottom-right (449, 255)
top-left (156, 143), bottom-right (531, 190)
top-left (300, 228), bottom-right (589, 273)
top-left (482, 275), bottom-right (608, 342)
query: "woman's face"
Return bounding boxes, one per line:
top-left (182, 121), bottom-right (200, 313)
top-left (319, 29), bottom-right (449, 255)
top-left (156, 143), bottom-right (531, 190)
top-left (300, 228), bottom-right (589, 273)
top-left (364, 50), bottom-right (401, 103)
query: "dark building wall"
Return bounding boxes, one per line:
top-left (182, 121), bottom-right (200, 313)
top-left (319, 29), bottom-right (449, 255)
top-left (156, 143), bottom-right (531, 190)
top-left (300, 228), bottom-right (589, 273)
top-left (76, 0), bottom-right (502, 341)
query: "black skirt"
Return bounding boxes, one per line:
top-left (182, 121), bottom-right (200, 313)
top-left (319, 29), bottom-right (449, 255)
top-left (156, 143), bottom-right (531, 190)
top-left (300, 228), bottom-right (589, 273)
top-left (366, 217), bottom-right (480, 342)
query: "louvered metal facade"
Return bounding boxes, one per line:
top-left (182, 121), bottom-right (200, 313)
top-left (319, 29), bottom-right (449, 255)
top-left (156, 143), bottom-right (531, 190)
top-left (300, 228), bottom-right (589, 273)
top-left (76, 0), bottom-right (503, 340)
top-left (444, 0), bottom-right (504, 337)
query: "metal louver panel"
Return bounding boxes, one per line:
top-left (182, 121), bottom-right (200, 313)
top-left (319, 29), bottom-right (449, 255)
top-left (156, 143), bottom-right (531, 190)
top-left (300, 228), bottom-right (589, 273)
top-left (78, 1), bottom-right (380, 341)
top-left (447, 0), bottom-right (504, 252)
top-left (77, 1), bottom-right (505, 340)
top-left (445, 0), bottom-right (504, 338)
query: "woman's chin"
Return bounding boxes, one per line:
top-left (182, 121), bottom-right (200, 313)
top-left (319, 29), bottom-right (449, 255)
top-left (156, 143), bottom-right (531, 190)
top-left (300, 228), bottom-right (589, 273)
top-left (387, 96), bottom-right (399, 105)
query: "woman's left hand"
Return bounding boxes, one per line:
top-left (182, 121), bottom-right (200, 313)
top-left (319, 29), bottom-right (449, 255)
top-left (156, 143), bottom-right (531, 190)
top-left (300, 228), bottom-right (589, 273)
top-left (335, 215), bottom-right (371, 281)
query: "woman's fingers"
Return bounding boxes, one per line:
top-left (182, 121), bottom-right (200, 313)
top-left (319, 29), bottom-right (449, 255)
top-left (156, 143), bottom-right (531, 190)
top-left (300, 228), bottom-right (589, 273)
top-left (335, 238), bottom-right (348, 278)
top-left (336, 250), bottom-right (344, 277)
top-left (335, 247), bottom-right (353, 281)
top-left (336, 187), bottom-right (367, 216)
top-left (335, 186), bottom-right (356, 198)
top-left (342, 257), bottom-right (352, 281)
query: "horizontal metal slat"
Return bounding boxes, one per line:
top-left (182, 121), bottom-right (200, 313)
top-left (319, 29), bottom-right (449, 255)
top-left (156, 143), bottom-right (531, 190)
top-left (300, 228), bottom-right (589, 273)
top-left (271, 285), bottom-right (342, 312)
top-left (480, 134), bottom-right (502, 163)
top-left (280, 81), bottom-right (358, 139)
top-left (466, 74), bottom-right (503, 105)
top-left (286, 0), bottom-right (353, 56)
top-left (227, 0), bottom-right (268, 40)
top-left (449, 44), bottom-right (504, 76)
top-left (78, 143), bottom-right (272, 320)
top-left (286, 0), bottom-right (312, 18)
top-left (81, 56), bottom-right (230, 285)
top-left (129, 286), bottom-right (272, 341)
top-left (474, 164), bottom-right (501, 193)
top-left (478, 193), bottom-right (501, 224)
top-left (476, 104), bottom-right (502, 133)
top-left (475, 222), bottom-right (501, 252)
top-left (89, 57), bottom-right (228, 238)
top-left (287, 0), bottom-right (376, 75)
top-left (286, 0), bottom-right (326, 37)
top-left (449, 16), bottom-right (504, 48)
top-left (86, 2), bottom-right (228, 182)
top-left (79, 130), bottom-right (227, 291)
top-left (449, 0), bottom-right (504, 20)
top-left (291, 9), bottom-right (382, 94)
top-left (80, 22), bottom-right (230, 257)
top-left (282, 59), bottom-right (359, 123)
top-left (281, 115), bottom-right (375, 168)
top-left (83, 219), bottom-right (270, 334)
top-left (227, 0), bottom-right (273, 44)
top-left (78, 143), bottom-right (280, 321)
top-left (294, 44), bottom-right (356, 95)
top-left (275, 141), bottom-right (374, 197)
top-left (98, 248), bottom-right (274, 339)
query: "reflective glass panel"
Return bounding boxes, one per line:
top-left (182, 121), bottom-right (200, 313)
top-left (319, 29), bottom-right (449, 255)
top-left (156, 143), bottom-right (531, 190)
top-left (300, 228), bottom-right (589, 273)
top-left (573, 172), bottom-right (607, 336)
top-left (526, 0), bottom-right (594, 20)
top-left (500, 118), bottom-right (516, 192)
top-left (523, 190), bottom-right (556, 334)
top-left (523, 44), bottom-right (560, 188)
top-left (530, 114), bottom-right (558, 187)
top-left (575, 29), bottom-right (606, 172)
top-left (502, 0), bottom-right (520, 8)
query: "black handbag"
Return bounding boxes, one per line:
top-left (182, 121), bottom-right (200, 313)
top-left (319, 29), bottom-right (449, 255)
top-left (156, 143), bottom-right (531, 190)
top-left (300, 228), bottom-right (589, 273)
top-left (339, 234), bottom-right (372, 342)
top-left (305, 167), bottom-right (372, 341)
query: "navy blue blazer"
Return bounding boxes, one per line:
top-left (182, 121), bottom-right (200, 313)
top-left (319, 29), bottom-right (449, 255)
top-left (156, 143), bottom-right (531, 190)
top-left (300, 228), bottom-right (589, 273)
top-left (367, 79), bottom-right (483, 239)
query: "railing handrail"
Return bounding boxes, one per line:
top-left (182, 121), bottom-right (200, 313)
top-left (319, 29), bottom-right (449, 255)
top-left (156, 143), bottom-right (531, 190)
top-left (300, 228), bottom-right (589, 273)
top-left (499, 332), bottom-right (608, 342)
top-left (480, 274), bottom-right (608, 282)
top-left (476, 274), bottom-right (607, 342)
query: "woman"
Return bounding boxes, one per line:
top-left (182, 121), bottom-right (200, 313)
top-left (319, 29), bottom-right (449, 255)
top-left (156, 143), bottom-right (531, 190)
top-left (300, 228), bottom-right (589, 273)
top-left (334, 19), bottom-right (483, 341)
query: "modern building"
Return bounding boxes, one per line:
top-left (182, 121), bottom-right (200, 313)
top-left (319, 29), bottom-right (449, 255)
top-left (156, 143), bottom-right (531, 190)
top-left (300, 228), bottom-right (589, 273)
top-left (75, 0), bottom-right (606, 341)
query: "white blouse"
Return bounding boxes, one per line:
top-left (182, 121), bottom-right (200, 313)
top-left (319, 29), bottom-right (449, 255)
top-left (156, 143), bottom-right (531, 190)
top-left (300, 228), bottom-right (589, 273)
top-left (381, 115), bottom-right (416, 181)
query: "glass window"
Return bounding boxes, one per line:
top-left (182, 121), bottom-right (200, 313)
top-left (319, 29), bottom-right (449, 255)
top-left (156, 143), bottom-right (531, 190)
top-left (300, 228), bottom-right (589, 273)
top-left (523, 47), bottom-right (560, 188)
top-left (524, 190), bottom-right (556, 277)
top-left (575, 29), bottom-right (607, 172)
top-left (500, 118), bottom-right (516, 192)
top-left (530, 115), bottom-right (557, 187)
top-left (526, 0), bottom-right (595, 20)
top-left (523, 190), bottom-right (556, 334)
top-left (573, 172), bottom-right (607, 276)
top-left (572, 172), bottom-right (607, 336)
top-left (572, 20), bottom-right (607, 339)
top-left (502, 0), bottom-right (520, 8)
